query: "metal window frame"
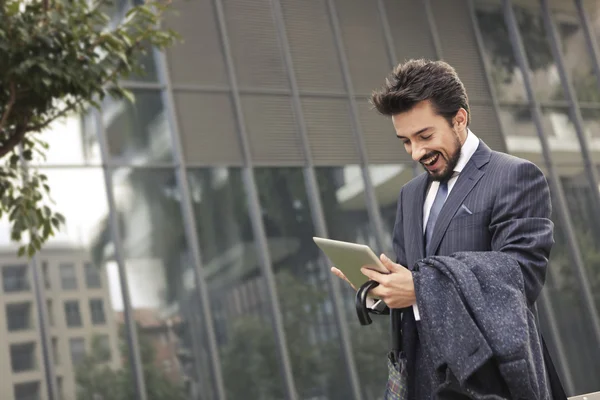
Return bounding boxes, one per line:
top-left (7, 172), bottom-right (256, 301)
top-left (540, 0), bottom-right (600, 226)
top-left (268, 0), bottom-right (364, 398)
top-left (576, 0), bottom-right (600, 108)
top-left (154, 44), bottom-right (227, 400)
top-left (503, 0), bottom-right (600, 374)
top-left (324, 0), bottom-right (387, 252)
top-left (95, 108), bottom-right (149, 400)
top-left (211, 0), bottom-right (299, 398)
top-left (467, 0), bottom-right (574, 391)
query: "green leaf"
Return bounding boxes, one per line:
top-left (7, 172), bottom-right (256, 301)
top-left (17, 246), bottom-right (26, 258)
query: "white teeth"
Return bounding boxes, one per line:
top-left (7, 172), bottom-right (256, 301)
top-left (423, 154), bottom-right (438, 166)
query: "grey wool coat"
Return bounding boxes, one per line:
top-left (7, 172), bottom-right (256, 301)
top-left (391, 139), bottom-right (555, 399)
top-left (413, 252), bottom-right (550, 399)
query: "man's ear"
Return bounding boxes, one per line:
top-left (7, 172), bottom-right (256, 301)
top-left (453, 108), bottom-right (468, 130)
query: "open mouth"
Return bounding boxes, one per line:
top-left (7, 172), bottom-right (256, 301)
top-left (421, 153), bottom-right (442, 171)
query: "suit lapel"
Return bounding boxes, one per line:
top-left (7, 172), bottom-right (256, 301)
top-left (427, 140), bottom-right (491, 256)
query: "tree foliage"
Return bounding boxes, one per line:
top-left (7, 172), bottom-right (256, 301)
top-left (76, 329), bottom-right (187, 400)
top-left (0, 0), bottom-right (178, 256)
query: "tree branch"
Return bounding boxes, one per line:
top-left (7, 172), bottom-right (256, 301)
top-left (0, 82), bottom-right (17, 133)
top-left (0, 118), bottom-right (29, 159)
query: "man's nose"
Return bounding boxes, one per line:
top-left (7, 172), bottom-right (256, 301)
top-left (412, 146), bottom-right (426, 162)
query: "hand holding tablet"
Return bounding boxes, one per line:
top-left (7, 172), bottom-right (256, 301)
top-left (314, 236), bottom-right (418, 311)
top-left (313, 237), bottom-right (389, 292)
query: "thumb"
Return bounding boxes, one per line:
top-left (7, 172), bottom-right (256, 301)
top-left (380, 253), bottom-right (402, 273)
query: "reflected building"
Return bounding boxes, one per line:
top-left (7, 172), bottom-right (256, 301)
top-left (3, 0), bottom-right (600, 399)
top-left (0, 246), bottom-right (120, 400)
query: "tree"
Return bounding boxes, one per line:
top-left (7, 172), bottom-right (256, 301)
top-left (76, 329), bottom-right (187, 400)
top-left (219, 271), bottom-right (327, 400)
top-left (0, 0), bottom-right (179, 256)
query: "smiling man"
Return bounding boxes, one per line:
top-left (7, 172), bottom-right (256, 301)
top-left (331, 60), bottom-right (563, 399)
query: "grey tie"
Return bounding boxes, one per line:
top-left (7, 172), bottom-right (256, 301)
top-left (425, 181), bottom-right (448, 256)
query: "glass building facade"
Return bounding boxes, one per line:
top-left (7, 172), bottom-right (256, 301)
top-left (1, 0), bottom-right (600, 399)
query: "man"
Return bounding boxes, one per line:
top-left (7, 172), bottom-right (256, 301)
top-left (331, 60), bottom-right (556, 398)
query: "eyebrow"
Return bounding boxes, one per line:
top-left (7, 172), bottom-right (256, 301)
top-left (397, 127), bottom-right (432, 140)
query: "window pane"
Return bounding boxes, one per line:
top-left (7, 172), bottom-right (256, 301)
top-left (90, 299), bottom-right (106, 325)
top-left (52, 338), bottom-right (60, 366)
top-left (188, 167), bottom-right (285, 400)
top-left (34, 155), bottom-right (120, 399)
top-left (513, 3), bottom-right (566, 102)
top-left (47, 300), bottom-right (54, 327)
top-left (6, 302), bottom-right (33, 332)
top-left (59, 263), bottom-right (77, 290)
top-left (103, 91), bottom-right (174, 164)
top-left (2, 265), bottom-right (30, 293)
top-left (14, 381), bottom-right (40, 400)
top-left (10, 342), bottom-right (37, 372)
top-left (497, 104), bottom-right (600, 393)
top-left (110, 167), bottom-right (196, 398)
top-left (315, 166), bottom-right (387, 398)
top-left (84, 263), bottom-right (102, 289)
top-left (64, 301), bottom-right (82, 328)
top-left (254, 167), bottom-right (355, 399)
top-left (475, 1), bottom-right (529, 102)
top-left (551, 4), bottom-right (600, 103)
top-left (69, 338), bottom-right (86, 366)
top-left (42, 262), bottom-right (51, 289)
top-left (32, 112), bottom-right (102, 166)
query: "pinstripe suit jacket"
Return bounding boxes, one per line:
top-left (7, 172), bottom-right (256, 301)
top-left (391, 139), bottom-right (554, 399)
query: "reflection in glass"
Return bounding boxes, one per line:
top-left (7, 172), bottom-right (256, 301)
top-left (475, 1), bottom-right (528, 102)
top-left (477, 0), bottom-right (561, 101)
top-left (103, 91), bottom-right (174, 164)
top-left (551, 6), bottom-right (600, 103)
top-left (187, 167), bottom-right (285, 400)
top-left (541, 189), bottom-right (600, 394)
top-left (109, 167), bottom-right (196, 399)
top-left (316, 166), bottom-right (388, 400)
top-left (254, 167), bottom-right (354, 399)
top-left (512, 3), bottom-right (565, 102)
top-left (33, 112), bottom-right (102, 166)
top-left (33, 169), bottom-right (120, 400)
top-left (369, 164), bottom-right (415, 255)
top-left (493, 106), bottom-right (600, 393)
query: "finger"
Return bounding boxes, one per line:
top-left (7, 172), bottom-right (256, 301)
top-left (380, 254), bottom-right (403, 273)
top-left (331, 267), bottom-right (356, 290)
top-left (361, 266), bottom-right (385, 282)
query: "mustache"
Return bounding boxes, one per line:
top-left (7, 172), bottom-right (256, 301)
top-left (420, 152), bottom-right (440, 163)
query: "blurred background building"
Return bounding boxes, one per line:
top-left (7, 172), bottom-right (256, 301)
top-left (1, 0), bottom-right (600, 399)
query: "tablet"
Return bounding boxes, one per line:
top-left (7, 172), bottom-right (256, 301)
top-left (313, 237), bottom-right (389, 290)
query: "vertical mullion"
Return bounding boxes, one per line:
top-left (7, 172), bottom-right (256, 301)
top-left (540, 0), bottom-right (600, 225)
top-left (466, 0), bottom-right (511, 144)
top-left (94, 109), bottom-right (149, 400)
top-left (211, 0), bottom-right (299, 399)
top-left (467, 0), bottom-right (574, 391)
top-left (19, 147), bottom-right (58, 400)
top-left (324, 0), bottom-right (387, 251)
top-left (268, 1), bottom-right (364, 399)
top-left (153, 48), bottom-right (227, 400)
top-left (376, 0), bottom-right (422, 178)
top-left (424, 0), bottom-right (444, 60)
top-left (503, 0), bottom-right (600, 352)
top-left (30, 257), bottom-right (58, 400)
top-left (575, 0), bottom-right (600, 107)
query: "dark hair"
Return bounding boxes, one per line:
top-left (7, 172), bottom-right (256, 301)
top-left (370, 59), bottom-right (470, 126)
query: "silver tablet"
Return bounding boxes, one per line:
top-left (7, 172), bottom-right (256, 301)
top-left (313, 237), bottom-right (389, 290)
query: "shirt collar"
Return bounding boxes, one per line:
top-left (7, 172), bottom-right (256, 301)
top-left (454, 129), bottom-right (479, 174)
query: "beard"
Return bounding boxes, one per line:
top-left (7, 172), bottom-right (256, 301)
top-left (421, 132), bottom-right (462, 182)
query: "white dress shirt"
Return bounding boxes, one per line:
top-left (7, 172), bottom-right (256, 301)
top-left (413, 129), bottom-right (479, 320)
